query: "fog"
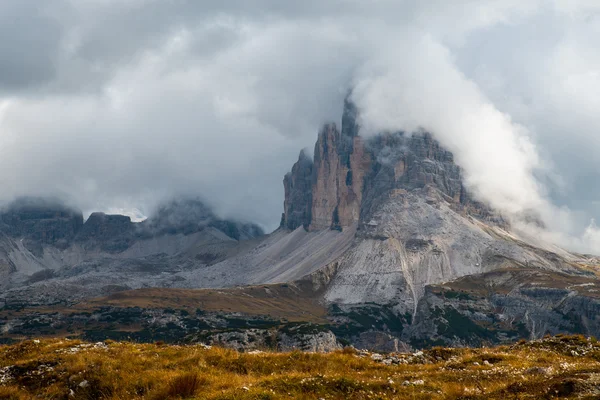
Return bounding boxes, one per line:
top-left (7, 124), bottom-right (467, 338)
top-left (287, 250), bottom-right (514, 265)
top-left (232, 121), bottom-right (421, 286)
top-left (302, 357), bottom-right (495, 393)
top-left (0, 1), bottom-right (599, 252)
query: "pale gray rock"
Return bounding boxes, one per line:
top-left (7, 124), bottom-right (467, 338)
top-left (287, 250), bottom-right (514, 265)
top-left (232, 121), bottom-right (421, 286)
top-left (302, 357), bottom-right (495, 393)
top-left (205, 326), bottom-right (341, 353)
top-left (353, 331), bottom-right (412, 353)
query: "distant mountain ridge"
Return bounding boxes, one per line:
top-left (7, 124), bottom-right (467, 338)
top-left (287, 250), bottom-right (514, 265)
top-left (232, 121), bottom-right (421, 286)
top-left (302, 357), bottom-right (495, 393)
top-left (0, 197), bottom-right (264, 305)
top-left (0, 196), bottom-right (263, 252)
top-left (1, 97), bottom-right (599, 350)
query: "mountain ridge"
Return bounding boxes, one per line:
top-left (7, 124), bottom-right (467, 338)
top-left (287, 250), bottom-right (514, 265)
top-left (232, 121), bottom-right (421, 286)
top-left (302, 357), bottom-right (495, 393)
top-left (0, 98), bottom-right (599, 350)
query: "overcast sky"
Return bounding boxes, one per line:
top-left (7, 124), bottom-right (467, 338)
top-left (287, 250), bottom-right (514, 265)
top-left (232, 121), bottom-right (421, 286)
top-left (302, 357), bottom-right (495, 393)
top-left (0, 1), bottom-right (599, 252)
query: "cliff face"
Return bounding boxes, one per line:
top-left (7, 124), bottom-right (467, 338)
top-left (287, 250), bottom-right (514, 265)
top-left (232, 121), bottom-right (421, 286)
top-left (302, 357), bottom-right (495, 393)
top-left (278, 96), bottom-right (599, 347)
top-left (0, 198), bottom-right (84, 246)
top-left (281, 96), bottom-right (371, 232)
top-left (361, 131), bottom-right (505, 227)
top-left (75, 212), bottom-right (135, 252)
top-left (281, 150), bottom-right (313, 230)
top-left (282, 98), bottom-right (503, 232)
top-left (309, 123), bottom-right (370, 231)
top-left (407, 268), bottom-right (600, 347)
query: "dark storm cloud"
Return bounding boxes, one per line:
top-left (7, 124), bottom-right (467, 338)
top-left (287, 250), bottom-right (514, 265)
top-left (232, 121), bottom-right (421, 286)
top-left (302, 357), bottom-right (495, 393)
top-left (0, 0), bottom-right (599, 251)
top-left (0, 1), bottom-right (64, 91)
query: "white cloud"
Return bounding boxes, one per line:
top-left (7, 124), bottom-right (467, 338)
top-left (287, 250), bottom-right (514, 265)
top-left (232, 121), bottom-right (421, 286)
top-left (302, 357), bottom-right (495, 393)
top-left (0, 1), bottom-right (598, 253)
top-left (353, 33), bottom-right (546, 216)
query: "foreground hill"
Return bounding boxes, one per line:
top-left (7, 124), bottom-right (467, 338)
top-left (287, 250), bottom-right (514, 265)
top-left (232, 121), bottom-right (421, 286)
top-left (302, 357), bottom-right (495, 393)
top-left (1, 335), bottom-right (600, 399)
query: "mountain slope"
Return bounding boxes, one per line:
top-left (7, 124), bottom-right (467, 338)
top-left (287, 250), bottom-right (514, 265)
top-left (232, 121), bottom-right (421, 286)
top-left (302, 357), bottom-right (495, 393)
top-left (1, 98), bottom-right (599, 349)
top-left (274, 97), bottom-right (599, 346)
top-left (0, 198), bottom-right (264, 305)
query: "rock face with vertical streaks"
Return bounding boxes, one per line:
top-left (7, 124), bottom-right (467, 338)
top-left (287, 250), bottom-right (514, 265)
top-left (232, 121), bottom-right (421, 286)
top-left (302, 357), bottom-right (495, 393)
top-left (281, 150), bottom-right (313, 230)
top-left (308, 122), bottom-right (371, 231)
top-left (280, 95), bottom-right (597, 347)
top-left (282, 96), bottom-right (504, 234)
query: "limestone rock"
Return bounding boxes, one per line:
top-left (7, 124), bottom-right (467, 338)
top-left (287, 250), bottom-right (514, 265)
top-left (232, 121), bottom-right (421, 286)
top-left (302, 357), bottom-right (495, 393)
top-left (205, 325), bottom-right (341, 353)
top-left (281, 98), bottom-right (504, 233)
top-left (281, 149), bottom-right (313, 230)
top-left (0, 197), bottom-right (83, 247)
top-left (353, 331), bottom-right (412, 353)
top-left (278, 325), bottom-right (341, 352)
top-left (306, 123), bottom-right (370, 231)
top-left (76, 212), bottom-right (135, 252)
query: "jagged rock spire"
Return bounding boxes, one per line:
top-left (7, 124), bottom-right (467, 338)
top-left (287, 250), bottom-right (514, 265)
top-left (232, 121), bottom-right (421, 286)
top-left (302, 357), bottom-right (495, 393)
top-left (281, 149), bottom-right (314, 230)
top-left (282, 96), bottom-right (505, 232)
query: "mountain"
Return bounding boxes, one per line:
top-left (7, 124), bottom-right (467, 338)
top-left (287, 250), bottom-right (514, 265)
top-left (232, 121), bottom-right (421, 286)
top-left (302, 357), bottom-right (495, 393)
top-left (1, 98), bottom-right (599, 350)
top-left (275, 97), bottom-right (599, 347)
top-left (0, 197), bottom-right (264, 305)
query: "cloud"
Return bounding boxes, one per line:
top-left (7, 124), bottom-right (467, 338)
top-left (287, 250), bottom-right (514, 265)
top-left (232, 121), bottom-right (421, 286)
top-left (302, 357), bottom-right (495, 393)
top-left (0, 1), bottom-right (64, 91)
top-left (0, 6), bottom-right (353, 227)
top-left (0, 1), bottom-right (598, 253)
top-left (352, 33), bottom-right (545, 215)
top-left (347, 5), bottom-right (600, 252)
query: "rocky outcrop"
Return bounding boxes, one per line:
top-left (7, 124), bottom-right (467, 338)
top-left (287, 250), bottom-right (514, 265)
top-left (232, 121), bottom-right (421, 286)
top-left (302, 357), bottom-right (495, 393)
top-left (353, 331), bottom-right (412, 353)
top-left (145, 198), bottom-right (263, 240)
top-left (309, 123), bottom-right (370, 231)
top-left (75, 213), bottom-right (135, 252)
top-left (206, 326), bottom-right (341, 353)
top-left (281, 150), bottom-right (313, 230)
top-left (282, 98), bottom-right (503, 233)
top-left (205, 329), bottom-right (275, 352)
top-left (406, 268), bottom-right (600, 347)
top-left (80, 213), bottom-right (133, 239)
top-left (0, 198), bottom-right (83, 248)
top-left (277, 324), bottom-right (341, 352)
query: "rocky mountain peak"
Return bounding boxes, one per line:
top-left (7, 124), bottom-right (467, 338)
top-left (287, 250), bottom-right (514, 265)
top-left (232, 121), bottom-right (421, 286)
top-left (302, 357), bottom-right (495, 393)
top-left (78, 212), bottom-right (133, 238)
top-left (309, 121), bottom-right (370, 231)
top-left (145, 198), bottom-right (264, 240)
top-left (75, 212), bottom-right (135, 252)
top-left (281, 150), bottom-right (314, 230)
top-left (0, 197), bottom-right (83, 245)
top-left (145, 198), bottom-right (216, 235)
top-left (282, 99), bottom-right (505, 232)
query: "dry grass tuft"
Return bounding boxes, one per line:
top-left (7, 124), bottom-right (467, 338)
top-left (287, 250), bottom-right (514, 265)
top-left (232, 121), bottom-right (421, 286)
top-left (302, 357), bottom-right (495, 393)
top-left (160, 372), bottom-right (206, 399)
top-left (0, 336), bottom-right (599, 399)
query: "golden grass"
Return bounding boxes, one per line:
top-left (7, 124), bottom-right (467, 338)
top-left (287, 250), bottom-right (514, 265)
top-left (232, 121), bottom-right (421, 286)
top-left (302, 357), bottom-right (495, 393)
top-left (1, 282), bottom-right (327, 325)
top-left (1, 335), bottom-right (600, 399)
top-left (83, 283), bottom-right (327, 323)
